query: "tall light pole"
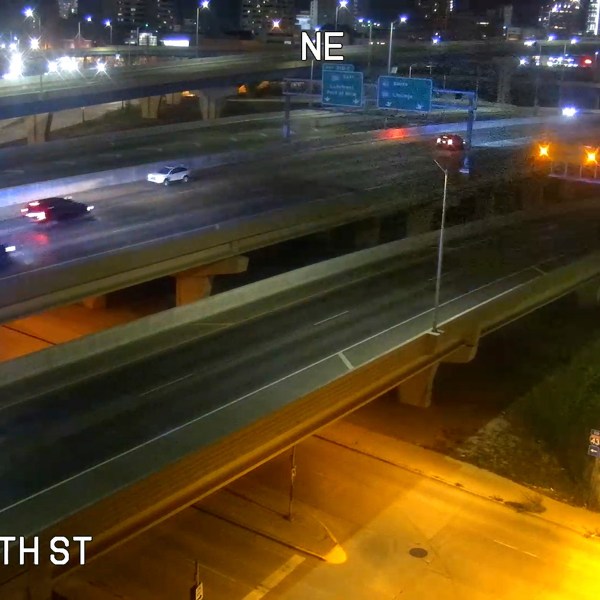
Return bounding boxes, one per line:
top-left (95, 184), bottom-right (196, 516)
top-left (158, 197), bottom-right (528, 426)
top-left (104, 19), bottom-right (113, 45)
top-left (431, 160), bottom-right (449, 334)
top-left (367, 20), bottom-right (373, 72)
top-left (196, 0), bottom-right (210, 54)
top-left (78, 15), bottom-right (92, 42)
top-left (335, 0), bottom-right (348, 30)
top-left (23, 7), bottom-right (42, 47)
top-left (387, 15), bottom-right (407, 74)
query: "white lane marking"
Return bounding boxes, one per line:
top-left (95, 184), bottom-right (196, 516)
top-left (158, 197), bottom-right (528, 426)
top-left (194, 142), bottom-right (202, 147)
top-left (532, 266), bottom-right (546, 275)
top-left (155, 147), bottom-right (164, 153)
top-left (475, 136), bottom-right (531, 148)
top-left (242, 555), bottom-right (305, 600)
top-left (140, 372), bottom-right (195, 397)
top-left (1, 169), bottom-right (25, 174)
top-left (313, 311), bottom-right (348, 326)
top-left (56, 160), bottom-right (77, 166)
top-left (259, 132), bottom-right (268, 137)
top-left (493, 539), bottom-right (539, 559)
top-left (230, 136), bottom-right (238, 141)
top-left (338, 352), bottom-right (353, 370)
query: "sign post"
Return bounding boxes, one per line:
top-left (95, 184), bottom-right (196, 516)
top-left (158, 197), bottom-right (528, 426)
top-left (321, 70), bottom-right (364, 108)
top-left (377, 76), bottom-right (432, 112)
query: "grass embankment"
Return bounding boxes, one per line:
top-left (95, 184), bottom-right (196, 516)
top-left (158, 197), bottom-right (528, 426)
top-left (449, 297), bottom-right (600, 508)
top-left (513, 316), bottom-right (600, 509)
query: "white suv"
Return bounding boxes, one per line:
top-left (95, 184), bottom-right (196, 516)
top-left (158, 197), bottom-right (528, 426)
top-left (147, 165), bottom-right (190, 186)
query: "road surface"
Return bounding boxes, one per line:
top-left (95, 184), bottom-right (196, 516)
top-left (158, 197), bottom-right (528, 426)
top-left (0, 206), bottom-right (599, 538)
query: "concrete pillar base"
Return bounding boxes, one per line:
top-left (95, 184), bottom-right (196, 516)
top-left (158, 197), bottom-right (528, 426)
top-left (405, 206), bottom-right (434, 236)
top-left (164, 92), bottom-right (183, 105)
top-left (196, 88), bottom-right (237, 121)
top-left (397, 364), bottom-right (439, 408)
top-left (175, 255), bottom-right (249, 306)
top-left (354, 218), bottom-right (381, 249)
top-left (139, 96), bottom-right (162, 119)
top-left (26, 113), bottom-right (53, 144)
top-left (82, 295), bottom-right (108, 310)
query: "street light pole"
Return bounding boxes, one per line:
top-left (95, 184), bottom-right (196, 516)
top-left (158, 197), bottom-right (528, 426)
top-left (387, 21), bottom-right (394, 73)
top-left (367, 21), bottom-right (373, 73)
top-left (432, 160), bottom-right (449, 334)
top-left (196, 6), bottom-right (200, 53)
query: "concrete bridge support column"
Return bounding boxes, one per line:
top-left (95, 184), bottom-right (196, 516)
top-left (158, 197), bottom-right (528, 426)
top-left (396, 364), bottom-right (440, 408)
top-left (198, 92), bottom-right (226, 121)
top-left (575, 282), bottom-right (600, 308)
top-left (353, 218), bottom-right (381, 249)
top-left (26, 113), bottom-right (53, 144)
top-left (139, 96), bottom-right (162, 119)
top-left (175, 255), bottom-right (249, 306)
top-left (494, 58), bottom-right (517, 105)
top-left (405, 206), bottom-right (434, 236)
top-left (164, 92), bottom-right (183, 105)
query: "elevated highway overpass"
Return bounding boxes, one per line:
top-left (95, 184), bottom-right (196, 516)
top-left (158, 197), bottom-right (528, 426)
top-left (1, 201), bottom-right (600, 599)
top-left (0, 49), bottom-right (368, 122)
top-left (0, 115), bottom-right (587, 323)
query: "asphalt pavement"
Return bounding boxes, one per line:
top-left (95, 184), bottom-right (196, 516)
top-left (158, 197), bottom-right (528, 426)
top-left (0, 118), bottom-right (595, 312)
top-left (0, 106), bottom-right (523, 189)
top-left (0, 206), bottom-right (599, 536)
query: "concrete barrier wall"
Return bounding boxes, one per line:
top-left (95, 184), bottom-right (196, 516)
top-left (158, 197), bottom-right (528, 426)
top-left (0, 198), bottom-right (590, 393)
top-left (0, 116), bottom-right (548, 207)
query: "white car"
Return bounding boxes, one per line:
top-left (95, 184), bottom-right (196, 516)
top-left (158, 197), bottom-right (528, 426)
top-left (147, 165), bottom-right (190, 186)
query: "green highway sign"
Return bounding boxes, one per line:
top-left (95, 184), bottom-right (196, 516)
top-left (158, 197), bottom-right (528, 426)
top-left (322, 70), bottom-right (364, 108)
top-left (377, 76), bottom-right (432, 112)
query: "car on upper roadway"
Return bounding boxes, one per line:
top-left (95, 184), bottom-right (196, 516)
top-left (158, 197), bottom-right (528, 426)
top-left (147, 165), bottom-right (190, 186)
top-left (21, 197), bottom-right (94, 223)
top-left (0, 243), bottom-right (16, 263)
top-left (436, 134), bottom-right (465, 151)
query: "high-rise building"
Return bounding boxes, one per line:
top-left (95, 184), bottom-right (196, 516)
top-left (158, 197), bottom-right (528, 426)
top-left (240, 0), bottom-right (295, 34)
top-left (416, 0), bottom-right (455, 20)
top-left (58, 0), bottom-right (79, 18)
top-left (539, 1), bottom-right (582, 34)
top-left (116, 0), bottom-right (175, 29)
top-left (587, 0), bottom-right (600, 34)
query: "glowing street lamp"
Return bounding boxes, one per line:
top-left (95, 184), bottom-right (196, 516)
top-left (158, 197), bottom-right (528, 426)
top-left (388, 16), bottom-right (409, 74)
top-left (538, 143), bottom-right (550, 158)
top-left (23, 7), bottom-right (42, 42)
top-left (196, 0), bottom-right (210, 54)
top-left (47, 60), bottom-right (58, 73)
top-left (272, 19), bottom-right (281, 29)
top-left (104, 19), bottom-right (113, 44)
top-left (29, 37), bottom-right (40, 50)
top-left (96, 62), bottom-right (107, 74)
top-left (585, 147), bottom-right (598, 164)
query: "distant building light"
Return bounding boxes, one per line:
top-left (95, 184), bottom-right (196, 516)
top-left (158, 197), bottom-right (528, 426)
top-left (162, 38), bottom-right (190, 47)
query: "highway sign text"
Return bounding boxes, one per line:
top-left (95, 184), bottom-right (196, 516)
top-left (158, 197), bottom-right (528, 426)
top-left (301, 31), bottom-right (344, 61)
top-left (322, 70), bottom-right (364, 108)
top-left (377, 76), bottom-right (433, 112)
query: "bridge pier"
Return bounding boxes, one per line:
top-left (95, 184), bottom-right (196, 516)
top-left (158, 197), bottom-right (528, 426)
top-left (26, 113), bottom-right (53, 144)
top-left (353, 218), bottom-right (381, 249)
top-left (197, 88), bottom-right (236, 120)
top-left (139, 96), bottom-right (162, 119)
top-left (494, 57), bottom-right (517, 104)
top-left (405, 206), bottom-right (434, 236)
top-left (175, 255), bottom-right (249, 306)
top-left (575, 281), bottom-right (600, 308)
top-left (396, 364), bottom-right (440, 408)
top-left (164, 92), bottom-right (183, 106)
